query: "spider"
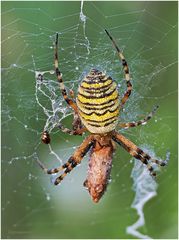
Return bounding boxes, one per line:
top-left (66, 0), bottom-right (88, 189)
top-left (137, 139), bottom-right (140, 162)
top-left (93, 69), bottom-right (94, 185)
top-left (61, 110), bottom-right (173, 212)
top-left (38, 29), bottom-right (167, 203)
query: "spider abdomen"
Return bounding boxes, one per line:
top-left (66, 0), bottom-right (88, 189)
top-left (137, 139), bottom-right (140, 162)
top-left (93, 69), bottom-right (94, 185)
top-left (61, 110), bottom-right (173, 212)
top-left (76, 69), bottom-right (120, 133)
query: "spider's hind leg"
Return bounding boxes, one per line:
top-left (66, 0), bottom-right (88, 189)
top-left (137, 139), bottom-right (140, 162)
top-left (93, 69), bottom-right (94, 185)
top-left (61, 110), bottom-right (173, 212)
top-left (54, 33), bottom-right (77, 112)
top-left (105, 29), bottom-right (132, 109)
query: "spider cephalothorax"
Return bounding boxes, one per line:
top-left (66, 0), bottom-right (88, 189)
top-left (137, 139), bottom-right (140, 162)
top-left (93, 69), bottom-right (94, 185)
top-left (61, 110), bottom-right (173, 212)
top-left (38, 30), bottom-right (167, 203)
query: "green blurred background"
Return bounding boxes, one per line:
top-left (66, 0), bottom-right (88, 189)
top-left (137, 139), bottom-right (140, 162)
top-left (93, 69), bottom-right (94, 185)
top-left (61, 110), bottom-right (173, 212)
top-left (2, 1), bottom-right (178, 239)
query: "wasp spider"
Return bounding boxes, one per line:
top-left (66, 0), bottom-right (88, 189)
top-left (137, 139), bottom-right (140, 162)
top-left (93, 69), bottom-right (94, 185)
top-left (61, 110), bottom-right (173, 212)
top-left (38, 29), bottom-right (167, 203)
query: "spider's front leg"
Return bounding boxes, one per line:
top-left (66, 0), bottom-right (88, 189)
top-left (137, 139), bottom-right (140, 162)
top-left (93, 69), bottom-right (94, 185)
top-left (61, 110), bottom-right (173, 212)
top-left (37, 135), bottom-right (94, 185)
top-left (112, 131), bottom-right (167, 176)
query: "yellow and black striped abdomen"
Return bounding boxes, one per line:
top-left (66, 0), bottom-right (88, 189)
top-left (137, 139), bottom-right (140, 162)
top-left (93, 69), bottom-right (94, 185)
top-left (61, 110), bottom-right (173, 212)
top-left (76, 69), bottom-right (120, 134)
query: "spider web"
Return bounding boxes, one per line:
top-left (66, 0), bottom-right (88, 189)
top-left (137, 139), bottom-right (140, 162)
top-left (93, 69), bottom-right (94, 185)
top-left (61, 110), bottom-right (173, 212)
top-left (2, 1), bottom-right (178, 239)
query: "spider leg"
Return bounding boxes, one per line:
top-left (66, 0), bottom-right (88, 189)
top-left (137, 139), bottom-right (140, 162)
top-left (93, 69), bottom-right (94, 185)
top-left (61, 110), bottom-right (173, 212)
top-left (119, 105), bottom-right (159, 129)
top-left (54, 135), bottom-right (94, 185)
top-left (112, 131), bottom-right (167, 176)
top-left (69, 89), bottom-right (75, 99)
top-left (72, 111), bottom-right (84, 131)
top-left (41, 113), bottom-right (86, 145)
top-left (105, 29), bottom-right (132, 109)
top-left (57, 112), bottom-right (87, 136)
top-left (57, 124), bottom-right (87, 135)
top-left (41, 126), bottom-right (86, 145)
top-left (37, 135), bottom-right (94, 185)
top-left (54, 33), bottom-right (77, 112)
